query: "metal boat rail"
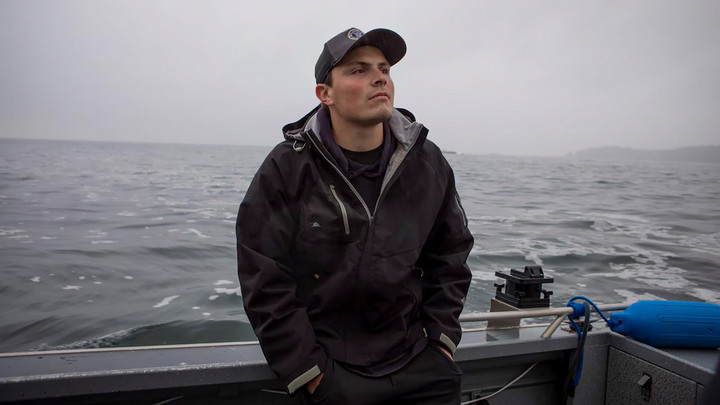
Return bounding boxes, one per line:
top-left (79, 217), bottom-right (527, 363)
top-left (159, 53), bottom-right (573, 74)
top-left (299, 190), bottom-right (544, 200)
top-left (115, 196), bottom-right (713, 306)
top-left (1, 304), bottom-right (716, 404)
top-left (460, 303), bottom-right (629, 323)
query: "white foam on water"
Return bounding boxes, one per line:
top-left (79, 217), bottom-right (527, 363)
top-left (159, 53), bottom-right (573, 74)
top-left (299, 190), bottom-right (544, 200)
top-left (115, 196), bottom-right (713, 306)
top-left (37, 328), bottom-right (135, 351)
top-left (93, 281), bottom-right (102, 285)
top-left (151, 217), bottom-right (164, 221)
top-left (78, 276), bottom-right (86, 280)
top-left (153, 295), bottom-right (180, 308)
top-left (62, 285), bottom-right (81, 290)
top-left (171, 207), bottom-right (221, 220)
top-left (525, 251), bottom-right (543, 265)
top-left (583, 211), bottom-right (650, 225)
top-left (213, 280), bottom-right (233, 286)
top-left (117, 212), bottom-right (136, 217)
top-left (586, 214), bottom-right (685, 249)
top-left (30, 277), bottom-right (40, 282)
top-left (477, 247), bottom-right (526, 256)
top-left (91, 240), bottom-right (117, 244)
top-left (203, 312), bottom-right (211, 316)
top-left (577, 283), bottom-right (587, 288)
top-left (614, 289), bottom-right (662, 302)
top-left (85, 230), bottom-right (108, 238)
top-left (589, 262), bottom-right (689, 290)
top-left (690, 288), bottom-right (720, 303)
top-left (499, 220), bottom-right (699, 293)
top-left (214, 287), bottom-right (241, 296)
top-left (471, 270), bottom-right (497, 281)
top-left (678, 233), bottom-right (720, 256)
top-left (591, 220), bottom-right (618, 233)
top-left (184, 228), bottom-right (210, 238)
top-left (508, 237), bottom-right (600, 258)
top-left (192, 306), bottom-right (200, 310)
top-left (208, 295), bottom-right (219, 300)
top-left (40, 236), bottom-right (57, 240)
top-left (124, 276), bottom-right (134, 280)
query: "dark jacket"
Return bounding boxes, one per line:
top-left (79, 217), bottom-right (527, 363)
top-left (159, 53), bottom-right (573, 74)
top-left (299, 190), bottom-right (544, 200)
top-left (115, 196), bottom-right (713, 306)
top-left (236, 106), bottom-right (473, 393)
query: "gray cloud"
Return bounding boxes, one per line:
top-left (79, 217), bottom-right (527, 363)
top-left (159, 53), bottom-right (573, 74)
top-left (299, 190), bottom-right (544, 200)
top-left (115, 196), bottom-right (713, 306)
top-left (1, 0), bottom-right (718, 156)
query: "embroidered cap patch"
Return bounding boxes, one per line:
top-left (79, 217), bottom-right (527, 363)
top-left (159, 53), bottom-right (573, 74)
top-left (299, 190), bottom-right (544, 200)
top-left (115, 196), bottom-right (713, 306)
top-left (347, 29), bottom-right (364, 40)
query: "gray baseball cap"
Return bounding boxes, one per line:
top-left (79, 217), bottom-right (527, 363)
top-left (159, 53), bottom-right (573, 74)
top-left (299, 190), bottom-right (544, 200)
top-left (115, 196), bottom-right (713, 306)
top-left (314, 28), bottom-right (407, 84)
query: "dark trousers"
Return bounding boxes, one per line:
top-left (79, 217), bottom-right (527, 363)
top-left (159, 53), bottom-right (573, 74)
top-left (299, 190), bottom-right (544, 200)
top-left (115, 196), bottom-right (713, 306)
top-left (297, 344), bottom-right (462, 405)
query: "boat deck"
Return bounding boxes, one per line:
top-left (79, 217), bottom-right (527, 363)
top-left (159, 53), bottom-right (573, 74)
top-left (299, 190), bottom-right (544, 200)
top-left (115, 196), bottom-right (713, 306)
top-left (0, 324), bottom-right (717, 404)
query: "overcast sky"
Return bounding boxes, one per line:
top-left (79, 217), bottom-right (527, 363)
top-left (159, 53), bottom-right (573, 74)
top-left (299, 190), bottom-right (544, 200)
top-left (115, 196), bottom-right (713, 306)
top-left (1, 1), bottom-right (718, 156)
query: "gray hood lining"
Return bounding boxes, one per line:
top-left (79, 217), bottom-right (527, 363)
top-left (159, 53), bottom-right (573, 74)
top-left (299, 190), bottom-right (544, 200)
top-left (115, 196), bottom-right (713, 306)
top-left (286, 108), bottom-right (423, 149)
top-left (285, 108), bottom-right (425, 197)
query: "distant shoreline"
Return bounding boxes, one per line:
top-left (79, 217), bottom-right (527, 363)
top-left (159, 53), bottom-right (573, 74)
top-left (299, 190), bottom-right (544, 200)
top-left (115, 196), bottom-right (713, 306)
top-left (566, 146), bottom-right (720, 164)
top-left (2, 137), bottom-right (718, 162)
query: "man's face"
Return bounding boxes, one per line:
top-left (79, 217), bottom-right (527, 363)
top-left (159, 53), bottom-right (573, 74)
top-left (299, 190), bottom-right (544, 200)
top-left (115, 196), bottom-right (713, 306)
top-left (320, 46), bottom-right (395, 127)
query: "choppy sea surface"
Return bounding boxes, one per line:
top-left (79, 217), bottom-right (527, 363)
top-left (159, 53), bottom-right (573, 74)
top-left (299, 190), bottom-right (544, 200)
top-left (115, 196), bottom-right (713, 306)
top-left (1, 138), bottom-right (719, 353)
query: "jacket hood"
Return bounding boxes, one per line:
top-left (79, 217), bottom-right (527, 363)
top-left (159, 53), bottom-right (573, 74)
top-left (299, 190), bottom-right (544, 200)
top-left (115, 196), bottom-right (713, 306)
top-left (282, 105), bottom-right (425, 152)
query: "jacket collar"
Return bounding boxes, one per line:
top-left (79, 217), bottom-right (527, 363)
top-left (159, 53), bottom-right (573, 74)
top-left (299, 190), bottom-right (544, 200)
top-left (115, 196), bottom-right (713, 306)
top-left (282, 105), bottom-right (425, 152)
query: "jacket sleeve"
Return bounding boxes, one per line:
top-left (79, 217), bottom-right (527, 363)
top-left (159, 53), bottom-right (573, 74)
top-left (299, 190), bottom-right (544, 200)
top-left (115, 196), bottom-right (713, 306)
top-left (236, 149), bottom-right (326, 393)
top-left (417, 159), bottom-right (473, 355)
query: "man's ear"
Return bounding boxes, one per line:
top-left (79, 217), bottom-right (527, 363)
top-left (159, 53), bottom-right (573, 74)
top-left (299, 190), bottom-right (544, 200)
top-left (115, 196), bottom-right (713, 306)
top-left (315, 83), bottom-right (333, 107)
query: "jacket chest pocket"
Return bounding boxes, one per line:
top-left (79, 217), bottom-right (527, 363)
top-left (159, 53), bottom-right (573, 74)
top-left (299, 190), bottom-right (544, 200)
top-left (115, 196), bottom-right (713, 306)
top-left (299, 183), bottom-right (362, 244)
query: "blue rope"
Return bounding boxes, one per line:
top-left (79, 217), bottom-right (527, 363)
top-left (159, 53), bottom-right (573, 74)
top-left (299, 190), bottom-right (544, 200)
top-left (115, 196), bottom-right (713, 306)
top-left (567, 295), bottom-right (619, 328)
top-left (564, 296), bottom-right (619, 390)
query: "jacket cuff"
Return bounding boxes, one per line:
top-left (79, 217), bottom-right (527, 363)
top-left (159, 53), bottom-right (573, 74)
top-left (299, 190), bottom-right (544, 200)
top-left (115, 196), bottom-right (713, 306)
top-left (426, 327), bottom-right (459, 355)
top-left (437, 333), bottom-right (457, 355)
top-left (287, 364), bottom-right (321, 394)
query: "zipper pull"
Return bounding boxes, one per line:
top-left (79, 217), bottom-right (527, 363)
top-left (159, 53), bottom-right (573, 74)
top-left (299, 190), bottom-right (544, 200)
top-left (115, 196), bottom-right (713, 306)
top-left (329, 184), bottom-right (351, 236)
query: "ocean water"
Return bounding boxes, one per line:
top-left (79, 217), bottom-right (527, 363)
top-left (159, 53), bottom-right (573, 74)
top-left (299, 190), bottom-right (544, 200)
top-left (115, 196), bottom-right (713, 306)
top-left (1, 138), bottom-right (719, 353)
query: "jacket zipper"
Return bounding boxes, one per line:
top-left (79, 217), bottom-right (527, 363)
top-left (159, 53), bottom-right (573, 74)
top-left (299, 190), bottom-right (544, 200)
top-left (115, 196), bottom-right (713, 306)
top-left (302, 125), bottom-right (425, 222)
top-left (371, 126), bottom-right (427, 217)
top-left (303, 132), bottom-right (373, 221)
top-left (329, 184), bottom-right (350, 235)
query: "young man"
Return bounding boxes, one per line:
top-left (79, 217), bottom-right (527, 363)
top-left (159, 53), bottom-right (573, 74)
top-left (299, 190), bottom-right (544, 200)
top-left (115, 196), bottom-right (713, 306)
top-left (236, 28), bottom-right (474, 404)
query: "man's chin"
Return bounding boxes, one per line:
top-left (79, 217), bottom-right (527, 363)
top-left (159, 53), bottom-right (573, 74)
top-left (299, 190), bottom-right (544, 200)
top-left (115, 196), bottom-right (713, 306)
top-left (345, 107), bottom-right (394, 127)
top-left (369, 108), bottom-right (393, 124)
top-left (363, 117), bottom-right (391, 127)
